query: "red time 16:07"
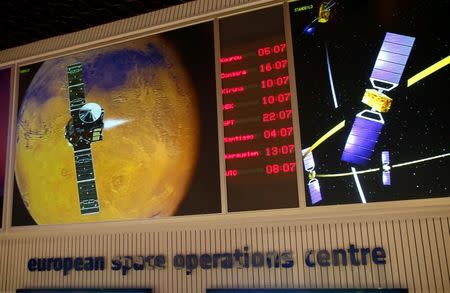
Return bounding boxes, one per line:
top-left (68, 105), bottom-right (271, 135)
top-left (259, 59), bottom-right (288, 73)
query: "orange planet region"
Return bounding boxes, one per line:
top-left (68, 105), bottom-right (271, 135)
top-left (15, 37), bottom-right (199, 224)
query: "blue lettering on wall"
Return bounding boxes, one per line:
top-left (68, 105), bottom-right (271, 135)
top-left (27, 256), bottom-right (105, 276)
top-left (27, 247), bottom-right (296, 276)
top-left (305, 245), bottom-right (387, 267)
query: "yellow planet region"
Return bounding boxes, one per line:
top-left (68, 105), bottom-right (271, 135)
top-left (15, 38), bottom-right (199, 224)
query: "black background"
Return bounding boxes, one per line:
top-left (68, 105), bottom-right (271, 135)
top-left (290, 0), bottom-right (449, 205)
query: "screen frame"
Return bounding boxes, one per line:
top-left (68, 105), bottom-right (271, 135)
top-left (0, 0), bottom-right (447, 232)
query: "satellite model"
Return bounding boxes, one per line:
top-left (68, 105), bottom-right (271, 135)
top-left (318, 1), bottom-right (332, 23)
top-left (64, 63), bottom-right (104, 215)
top-left (302, 148), bottom-right (322, 204)
top-left (302, 0), bottom-right (336, 35)
top-left (381, 151), bottom-right (391, 186)
top-left (341, 32), bottom-right (415, 166)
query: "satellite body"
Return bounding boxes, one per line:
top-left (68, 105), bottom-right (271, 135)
top-left (65, 63), bottom-right (104, 215)
top-left (341, 32), bottom-right (415, 166)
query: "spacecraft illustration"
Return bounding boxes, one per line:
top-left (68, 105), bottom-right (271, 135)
top-left (318, 2), bottom-right (331, 23)
top-left (302, 0), bottom-right (336, 35)
top-left (65, 63), bottom-right (104, 215)
top-left (302, 148), bottom-right (322, 204)
top-left (298, 31), bottom-right (450, 205)
top-left (381, 151), bottom-right (391, 186)
top-left (341, 32), bottom-right (415, 166)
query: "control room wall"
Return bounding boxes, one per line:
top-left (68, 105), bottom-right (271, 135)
top-left (0, 1), bottom-right (449, 293)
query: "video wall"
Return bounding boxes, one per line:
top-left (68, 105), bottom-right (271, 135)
top-left (290, 0), bottom-right (449, 206)
top-left (0, 67), bottom-right (11, 227)
top-left (0, 0), bottom-right (447, 227)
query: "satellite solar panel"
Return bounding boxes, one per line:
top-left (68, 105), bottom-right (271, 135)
top-left (302, 147), bottom-right (315, 171)
top-left (341, 110), bottom-right (384, 166)
top-left (74, 148), bottom-right (99, 214)
top-left (380, 41), bottom-right (412, 56)
top-left (382, 171), bottom-right (391, 186)
top-left (382, 151), bottom-right (390, 165)
top-left (382, 151), bottom-right (391, 186)
top-left (370, 32), bottom-right (415, 90)
top-left (374, 59), bottom-right (405, 75)
top-left (67, 63), bottom-right (86, 112)
top-left (308, 179), bottom-right (322, 204)
top-left (384, 32), bottom-right (416, 46)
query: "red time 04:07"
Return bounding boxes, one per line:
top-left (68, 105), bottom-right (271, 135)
top-left (263, 127), bottom-right (293, 139)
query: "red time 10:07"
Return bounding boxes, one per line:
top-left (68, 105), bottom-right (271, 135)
top-left (261, 75), bottom-right (289, 89)
top-left (262, 92), bottom-right (291, 105)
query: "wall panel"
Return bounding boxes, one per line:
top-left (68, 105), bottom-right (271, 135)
top-left (0, 0), bottom-right (273, 65)
top-left (0, 216), bottom-right (448, 293)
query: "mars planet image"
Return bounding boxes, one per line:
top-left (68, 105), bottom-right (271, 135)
top-left (15, 36), bottom-right (200, 224)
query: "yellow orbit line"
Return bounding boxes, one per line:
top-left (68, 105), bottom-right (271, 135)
top-left (302, 120), bottom-right (346, 159)
top-left (299, 113), bottom-right (450, 178)
top-left (316, 153), bottom-right (450, 178)
top-left (316, 168), bottom-right (380, 178)
top-left (407, 55), bottom-right (450, 87)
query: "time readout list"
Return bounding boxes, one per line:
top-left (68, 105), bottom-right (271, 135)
top-left (220, 35), bottom-right (299, 211)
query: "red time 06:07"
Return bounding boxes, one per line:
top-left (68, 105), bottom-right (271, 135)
top-left (257, 43), bottom-right (287, 56)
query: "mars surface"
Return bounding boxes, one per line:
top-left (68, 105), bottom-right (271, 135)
top-left (15, 36), bottom-right (199, 224)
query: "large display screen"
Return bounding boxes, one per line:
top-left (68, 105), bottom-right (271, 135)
top-left (13, 22), bottom-right (221, 225)
top-left (290, 0), bottom-right (449, 205)
top-left (220, 6), bottom-right (299, 211)
top-left (5, 0), bottom-right (449, 226)
top-left (0, 67), bottom-right (11, 227)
